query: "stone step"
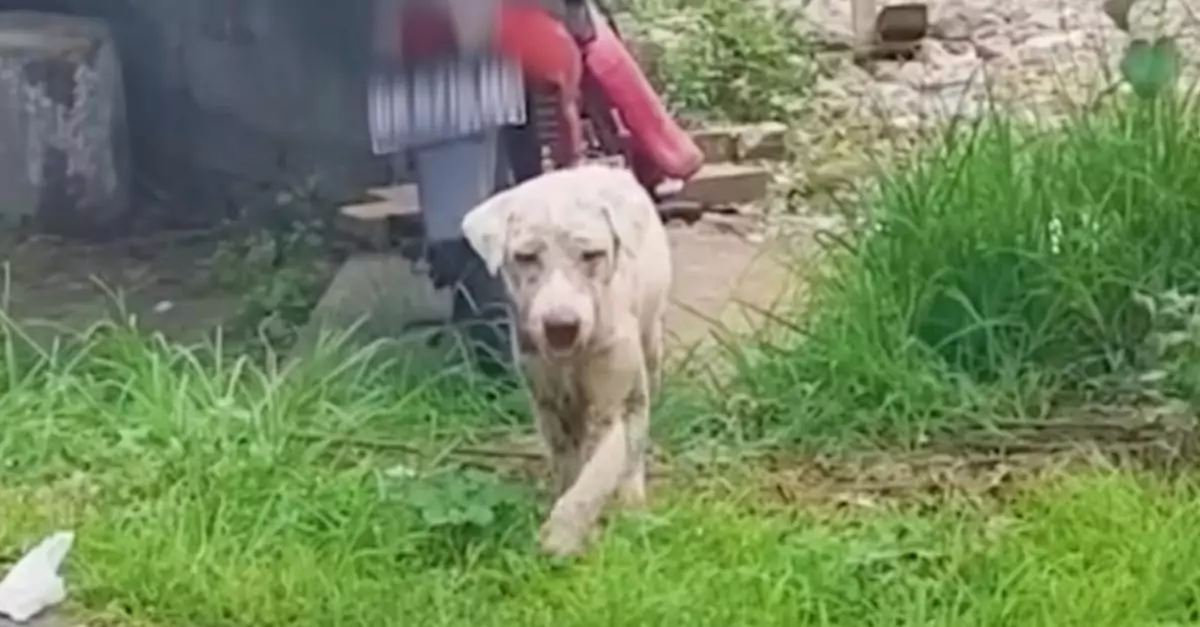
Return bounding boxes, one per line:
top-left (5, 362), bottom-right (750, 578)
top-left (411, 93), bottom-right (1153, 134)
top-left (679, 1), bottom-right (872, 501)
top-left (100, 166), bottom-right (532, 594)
top-left (340, 184), bottom-right (419, 221)
top-left (336, 184), bottom-right (420, 249)
top-left (661, 162), bottom-right (772, 210)
top-left (336, 160), bottom-right (773, 245)
top-left (688, 122), bottom-right (788, 164)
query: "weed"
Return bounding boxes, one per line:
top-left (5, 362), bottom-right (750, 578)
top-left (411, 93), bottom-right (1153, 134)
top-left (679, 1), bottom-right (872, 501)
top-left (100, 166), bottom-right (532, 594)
top-left (626, 0), bottom-right (815, 122)
top-left (208, 175), bottom-right (344, 354)
top-left (1134, 289), bottom-right (1200, 402)
top-left (386, 465), bottom-right (538, 563)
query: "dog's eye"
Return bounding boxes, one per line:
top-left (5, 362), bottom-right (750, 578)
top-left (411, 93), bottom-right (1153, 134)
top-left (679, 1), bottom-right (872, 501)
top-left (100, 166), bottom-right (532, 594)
top-left (581, 250), bottom-right (606, 263)
top-left (513, 251), bottom-right (539, 265)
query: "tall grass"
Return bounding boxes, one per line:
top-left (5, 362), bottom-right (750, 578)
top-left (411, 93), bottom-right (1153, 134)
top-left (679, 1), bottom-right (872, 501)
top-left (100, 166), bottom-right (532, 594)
top-left (6, 316), bottom-right (1200, 625)
top-left (729, 96), bottom-right (1200, 445)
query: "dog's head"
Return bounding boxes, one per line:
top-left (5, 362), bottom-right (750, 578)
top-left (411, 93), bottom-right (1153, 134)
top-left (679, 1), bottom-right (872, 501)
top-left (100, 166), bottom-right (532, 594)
top-left (462, 166), bottom-right (651, 358)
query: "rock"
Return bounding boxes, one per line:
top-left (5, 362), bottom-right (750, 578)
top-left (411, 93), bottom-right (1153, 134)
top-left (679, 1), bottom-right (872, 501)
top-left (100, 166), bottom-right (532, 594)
top-left (1027, 8), bottom-right (1064, 30)
top-left (917, 38), bottom-right (957, 66)
top-left (974, 35), bottom-right (1013, 60)
top-left (806, 21), bottom-right (856, 52)
top-left (739, 122), bottom-right (788, 161)
top-left (866, 81), bottom-right (922, 115)
top-left (688, 123), bottom-right (787, 163)
top-left (1017, 31), bottom-right (1089, 65)
top-left (690, 127), bottom-right (740, 164)
top-left (888, 114), bottom-right (921, 131)
top-left (805, 157), bottom-right (869, 195)
top-left (941, 39), bottom-right (976, 55)
top-left (894, 56), bottom-right (979, 92)
top-left (929, 2), bottom-right (984, 40)
top-left (892, 60), bottom-right (930, 87)
top-left (0, 12), bottom-right (130, 238)
top-left (296, 252), bottom-right (461, 364)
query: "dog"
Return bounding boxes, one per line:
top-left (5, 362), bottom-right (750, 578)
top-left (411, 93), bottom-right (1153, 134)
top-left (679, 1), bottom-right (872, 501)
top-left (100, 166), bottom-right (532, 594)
top-left (461, 164), bottom-right (671, 557)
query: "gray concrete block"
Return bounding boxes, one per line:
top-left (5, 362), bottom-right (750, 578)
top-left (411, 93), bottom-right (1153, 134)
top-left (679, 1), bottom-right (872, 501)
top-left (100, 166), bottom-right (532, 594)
top-left (309, 252), bottom-right (450, 333)
top-left (295, 252), bottom-right (469, 367)
top-left (0, 11), bottom-right (130, 236)
top-left (0, 0), bottom-right (386, 220)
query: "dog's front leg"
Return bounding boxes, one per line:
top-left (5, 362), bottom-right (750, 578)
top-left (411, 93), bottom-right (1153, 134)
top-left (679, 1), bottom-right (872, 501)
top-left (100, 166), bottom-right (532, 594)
top-left (533, 403), bottom-right (582, 498)
top-left (539, 411), bottom-right (628, 558)
top-left (618, 371), bottom-right (651, 510)
top-left (641, 317), bottom-right (665, 400)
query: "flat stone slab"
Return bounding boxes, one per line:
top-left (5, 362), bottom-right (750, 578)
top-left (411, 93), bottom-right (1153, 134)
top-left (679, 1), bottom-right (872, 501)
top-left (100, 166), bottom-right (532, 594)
top-left (689, 122), bottom-right (789, 163)
top-left (671, 162), bottom-right (772, 210)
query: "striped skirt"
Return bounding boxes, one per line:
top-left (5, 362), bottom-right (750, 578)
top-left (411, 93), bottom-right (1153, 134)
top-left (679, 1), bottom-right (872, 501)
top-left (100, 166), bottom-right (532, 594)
top-left (367, 54), bottom-right (527, 156)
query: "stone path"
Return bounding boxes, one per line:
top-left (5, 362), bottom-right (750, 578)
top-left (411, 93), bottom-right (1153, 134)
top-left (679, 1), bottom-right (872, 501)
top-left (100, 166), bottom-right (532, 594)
top-left (663, 215), bottom-right (797, 349)
top-left (305, 213), bottom-right (811, 358)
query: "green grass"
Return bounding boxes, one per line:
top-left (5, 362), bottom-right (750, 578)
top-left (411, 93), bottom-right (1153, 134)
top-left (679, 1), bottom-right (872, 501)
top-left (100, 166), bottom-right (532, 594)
top-left (3, 322), bottom-right (1200, 626)
top-left (10, 65), bottom-right (1200, 626)
top-left (725, 96), bottom-right (1200, 446)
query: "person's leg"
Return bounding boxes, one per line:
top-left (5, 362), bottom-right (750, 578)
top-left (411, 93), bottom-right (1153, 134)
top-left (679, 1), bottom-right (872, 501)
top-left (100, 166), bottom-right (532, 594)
top-left (503, 89), bottom-right (544, 185)
top-left (412, 130), bottom-right (515, 378)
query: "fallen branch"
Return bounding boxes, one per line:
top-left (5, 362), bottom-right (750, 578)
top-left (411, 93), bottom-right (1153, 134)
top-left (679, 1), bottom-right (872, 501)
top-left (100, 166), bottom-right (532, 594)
top-left (288, 430), bottom-right (546, 462)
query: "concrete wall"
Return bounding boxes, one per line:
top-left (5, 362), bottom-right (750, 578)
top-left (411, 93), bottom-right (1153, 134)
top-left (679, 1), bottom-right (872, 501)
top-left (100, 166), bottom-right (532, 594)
top-left (0, 0), bottom-right (388, 228)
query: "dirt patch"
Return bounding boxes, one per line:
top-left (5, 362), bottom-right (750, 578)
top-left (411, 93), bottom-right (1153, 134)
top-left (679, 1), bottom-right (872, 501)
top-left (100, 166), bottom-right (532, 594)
top-left (663, 214), bottom-right (793, 349)
top-left (725, 403), bottom-right (1200, 510)
top-left (0, 232), bottom-right (242, 344)
top-left (384, 401), bottom-right (1200, 510)
top-left (663, 211), bottom-right (837, 352)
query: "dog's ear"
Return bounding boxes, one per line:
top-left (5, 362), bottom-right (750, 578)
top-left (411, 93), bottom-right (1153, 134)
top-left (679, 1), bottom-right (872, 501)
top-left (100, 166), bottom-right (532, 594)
top-left (461, 190), bottom-right (514, 276)
top-left (599, 185), bottom-right (651, 267)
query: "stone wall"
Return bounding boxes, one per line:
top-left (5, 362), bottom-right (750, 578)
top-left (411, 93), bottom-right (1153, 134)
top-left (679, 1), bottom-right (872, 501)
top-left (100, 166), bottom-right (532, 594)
top-left (0, 0), bottom-right (388, 228)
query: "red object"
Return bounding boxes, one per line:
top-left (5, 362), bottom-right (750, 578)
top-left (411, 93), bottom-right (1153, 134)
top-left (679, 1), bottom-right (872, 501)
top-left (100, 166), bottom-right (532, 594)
top-left (495, 3), bottom-right (584, 166)
top-left (582, 15), bottom-right (703, 182)
top-left (394, 1), bottom-right (700, 186)
top-left (397, 6), bottom-right (458, 59)
top-left (495, 4), bottom-right (582, 97)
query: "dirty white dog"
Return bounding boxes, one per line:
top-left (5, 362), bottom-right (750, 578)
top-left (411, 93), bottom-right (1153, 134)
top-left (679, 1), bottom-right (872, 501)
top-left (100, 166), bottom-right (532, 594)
top-left (461, 164), bottom-right (671, 557)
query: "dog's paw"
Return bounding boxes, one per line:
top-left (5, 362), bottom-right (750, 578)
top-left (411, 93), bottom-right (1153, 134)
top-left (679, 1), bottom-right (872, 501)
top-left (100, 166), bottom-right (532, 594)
top-left (538, 516), bottom-right (588, 559)
top-left (617, 483), bottom-right (647, 511)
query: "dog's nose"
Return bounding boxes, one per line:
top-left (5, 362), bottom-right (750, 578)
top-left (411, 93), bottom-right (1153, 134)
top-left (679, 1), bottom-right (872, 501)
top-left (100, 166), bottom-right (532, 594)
top-left (542, 310), bottom-right (581, 350)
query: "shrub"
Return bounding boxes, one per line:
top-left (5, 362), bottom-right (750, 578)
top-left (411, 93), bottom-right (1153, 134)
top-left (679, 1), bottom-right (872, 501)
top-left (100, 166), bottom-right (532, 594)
top-left (626, 0), bottom-right (815, 122)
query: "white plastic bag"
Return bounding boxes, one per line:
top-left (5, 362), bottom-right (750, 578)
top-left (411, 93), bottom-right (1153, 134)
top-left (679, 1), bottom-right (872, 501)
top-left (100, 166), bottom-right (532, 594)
top-left (0, 531), bottom-right (75, 623)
